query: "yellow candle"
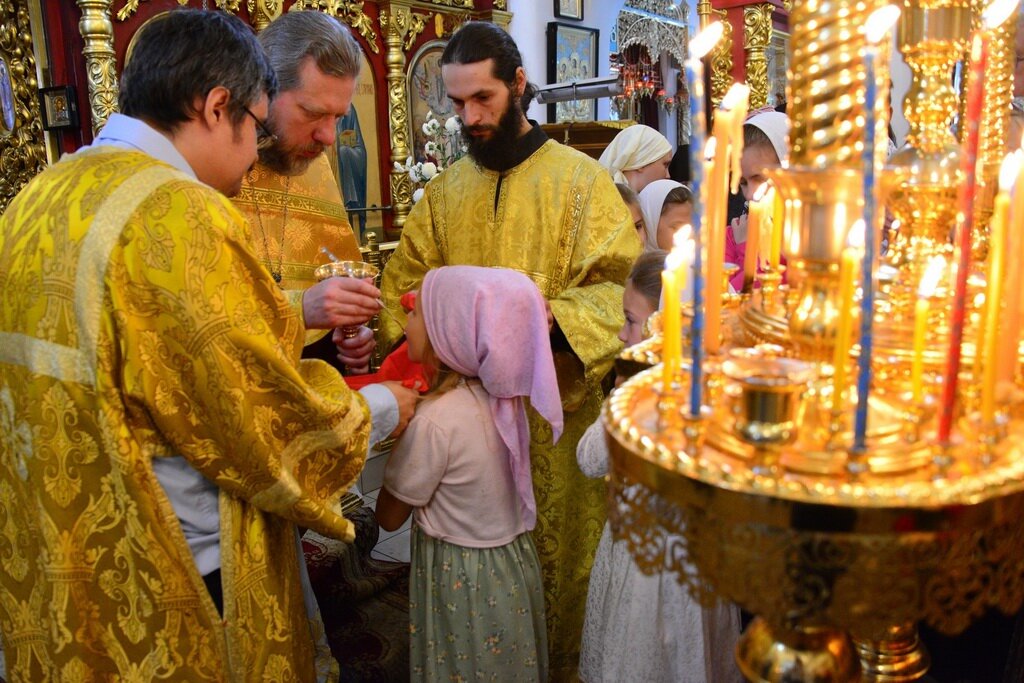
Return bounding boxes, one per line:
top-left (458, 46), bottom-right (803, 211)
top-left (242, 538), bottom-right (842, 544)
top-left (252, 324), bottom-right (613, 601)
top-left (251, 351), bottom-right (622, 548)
top-left (833, 247), bottom-right (858, 405)
top-left (662, 251), bottom-right (683, 390)
top-left (743, 184), bottom-right (768, 291)
top-left (912, 256), bottom-right (945, 404)
top-left (912, 298), bottom-right (929, 403)
top-left (705, 135), bottom-right (728, 354)
top-left (770, 188), bottom-right (784, 270)
top-left (997, 150), bottom-right (1024, 385)
top-left (727, 85), bottom-right (750, 195)
top-left (982, 156), bottom-right (1015, 421)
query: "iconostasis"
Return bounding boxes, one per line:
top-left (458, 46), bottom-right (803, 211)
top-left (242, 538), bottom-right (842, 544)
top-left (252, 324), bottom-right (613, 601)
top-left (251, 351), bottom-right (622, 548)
top-left (3, 0), bottom-right (787, 229)
top-left (6, 0), bottom-right (509, 235)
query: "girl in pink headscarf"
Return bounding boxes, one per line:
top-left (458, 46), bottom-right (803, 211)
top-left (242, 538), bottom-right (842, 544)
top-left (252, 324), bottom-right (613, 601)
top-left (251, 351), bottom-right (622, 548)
top-left (376, 265), bottom-right (562, 682)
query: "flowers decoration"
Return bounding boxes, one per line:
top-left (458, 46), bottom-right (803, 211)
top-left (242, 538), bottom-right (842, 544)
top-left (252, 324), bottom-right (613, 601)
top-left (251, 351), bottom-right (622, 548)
top-left (395, 111), bottom-right (466, 202)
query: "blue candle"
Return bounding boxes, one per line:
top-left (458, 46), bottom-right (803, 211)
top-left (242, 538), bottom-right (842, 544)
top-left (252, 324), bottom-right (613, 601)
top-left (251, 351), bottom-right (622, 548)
top-left (685, 59), bottom-right (707, 416)
top-left (853, 6), bottom-right (899, 450)
top-left (852, 47), bottom-right (877, 451)
top-left (680, 22), bottom-right (722, 416)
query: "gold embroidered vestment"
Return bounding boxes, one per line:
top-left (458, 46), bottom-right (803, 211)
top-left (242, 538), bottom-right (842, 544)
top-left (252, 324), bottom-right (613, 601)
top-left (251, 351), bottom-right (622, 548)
top-left (0, 148), bottom-right (369, 681)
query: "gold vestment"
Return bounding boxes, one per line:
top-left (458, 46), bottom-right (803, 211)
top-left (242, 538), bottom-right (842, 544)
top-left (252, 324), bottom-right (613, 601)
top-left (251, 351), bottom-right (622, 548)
top-left (380, 139), bottom-right (641, 679)
top-left (0, 149), bottom-right (369, 681)
top-left (233, 154), bottom-right (362, 345)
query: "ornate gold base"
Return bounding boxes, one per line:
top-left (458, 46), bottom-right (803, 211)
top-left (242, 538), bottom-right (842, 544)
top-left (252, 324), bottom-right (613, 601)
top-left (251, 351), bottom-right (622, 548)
top-left (737, 618), bottom-right (860, 682)
top-left (854, 623), bottom-right (930, 682)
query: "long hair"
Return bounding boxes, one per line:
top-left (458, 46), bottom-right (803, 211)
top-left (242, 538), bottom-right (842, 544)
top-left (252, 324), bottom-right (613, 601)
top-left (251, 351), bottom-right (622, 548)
top-left (628, 249), bottom-right (668, 310)
top-left (441, 21), bottom-right (537, 109)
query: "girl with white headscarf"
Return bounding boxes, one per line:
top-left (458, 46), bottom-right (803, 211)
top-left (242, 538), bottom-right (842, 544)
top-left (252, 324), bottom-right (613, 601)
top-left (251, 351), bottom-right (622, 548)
top-left (725, 110), bottom-right (788, 292)
top-left (637, 179), bottom-right (694, 252)
top-left (599, 125), bottom-right (673, 193)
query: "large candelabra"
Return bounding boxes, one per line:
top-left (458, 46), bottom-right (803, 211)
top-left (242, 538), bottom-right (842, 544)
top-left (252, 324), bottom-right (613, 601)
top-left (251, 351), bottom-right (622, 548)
top-left (606, 1), bottom-right (1024, 681)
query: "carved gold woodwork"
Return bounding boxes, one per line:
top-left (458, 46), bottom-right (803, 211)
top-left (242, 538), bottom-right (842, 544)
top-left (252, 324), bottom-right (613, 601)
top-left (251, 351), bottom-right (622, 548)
top-left (290, 0), bottom-right (381, 52)
top-left (78, 0), bottom-right (119, 135)
top-left (116, 0), bottom-right (250, 21)
top-left (247, 0), bottom-right (283, 30)
top-left (380, 3), bottom-right (415, 230)
top-left (434, 10), bottom-right (471, 38)
top-left (403, 10), bottom-right (429, 50)
top-left (419, 0), bottom-right (473, 8)
top-left (0, 0), bottom-right (48, 213)
top-left (743, 3), bottom-right (773, 110)
top-left (697, 0), bottom-right (733, 108)
top-left (710, 10), bottom-right (733, 108)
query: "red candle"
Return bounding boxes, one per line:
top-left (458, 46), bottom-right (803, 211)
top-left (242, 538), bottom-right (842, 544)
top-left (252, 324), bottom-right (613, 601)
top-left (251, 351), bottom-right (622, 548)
top-left (937, 33), bottom-right (985, 444)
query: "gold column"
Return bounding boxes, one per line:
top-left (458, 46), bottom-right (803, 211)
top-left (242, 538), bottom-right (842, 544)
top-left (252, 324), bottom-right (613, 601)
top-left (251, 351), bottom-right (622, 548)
top-left (247, 0), bottom-right (282, 31)
top-left (881, 0), bottom-right (969, 313)
top-left (787, 0), bottom-right (888, 168)
top-left (380, 3), bottom-right (414, 233)
top-left (77, 0), bottom-right (118, 135)
top-left (697, 0), bottom-right (734, 108)
top-left (0, 0), bottom-right (48, 212)
top-left (974, 0), bottom-right (1016, 253)
top-left (744, 3), bottom-right (773, 110)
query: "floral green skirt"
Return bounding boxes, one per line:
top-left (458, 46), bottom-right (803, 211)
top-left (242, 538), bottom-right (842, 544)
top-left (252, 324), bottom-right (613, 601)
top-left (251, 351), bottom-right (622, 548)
top-left (409, 525), bottom-right (548, 682)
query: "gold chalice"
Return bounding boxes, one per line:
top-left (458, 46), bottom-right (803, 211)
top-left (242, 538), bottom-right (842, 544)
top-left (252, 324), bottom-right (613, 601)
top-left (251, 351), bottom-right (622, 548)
top-left (314, 260), bottom-right (380, 339)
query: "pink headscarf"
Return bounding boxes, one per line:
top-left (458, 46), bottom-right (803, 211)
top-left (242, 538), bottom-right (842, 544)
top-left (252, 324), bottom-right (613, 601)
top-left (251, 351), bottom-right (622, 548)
top-left (420, 266), bottom-right (563, 529)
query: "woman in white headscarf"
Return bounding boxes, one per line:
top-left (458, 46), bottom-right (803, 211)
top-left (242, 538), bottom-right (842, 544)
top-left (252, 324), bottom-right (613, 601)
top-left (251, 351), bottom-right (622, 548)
top-left (637, 179), bottom-right (694, 252)
top-left (725, 110), bottom-right (789, 292)
top-left (599, 125), bottom-right (673, 193)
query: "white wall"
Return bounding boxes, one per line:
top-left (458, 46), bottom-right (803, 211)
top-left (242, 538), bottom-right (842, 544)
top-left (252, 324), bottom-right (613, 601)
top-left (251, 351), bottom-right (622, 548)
top-left (510, 0), bottom-right (910, 146)
top-left (509, 2), bottom-right (556, 123)
top-left (510, 1), bottom-right (698, 129)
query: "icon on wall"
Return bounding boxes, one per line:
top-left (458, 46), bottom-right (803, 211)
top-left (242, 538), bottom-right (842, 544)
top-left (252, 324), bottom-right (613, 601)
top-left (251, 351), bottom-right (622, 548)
top-left (0, 57), bottom-right (16, 134)
top-left (39, 85), bottom-right (79, 131)
top-left (546, 22), bottom-right (600, 123)
top-left (554, 0), bottom-right (584, 21)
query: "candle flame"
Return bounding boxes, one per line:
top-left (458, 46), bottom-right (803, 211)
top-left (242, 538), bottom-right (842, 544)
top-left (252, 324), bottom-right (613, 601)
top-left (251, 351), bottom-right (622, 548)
top-left (673, 224), bottom-right (693, 248)
top-left (999, 152), bottom-right (1021, 192)
top-left (918, 256), bottom-right (945, 298)
top-left (864, 5), bottom-right (901, 44)
top-left (847, 219), bottom-right (866, 250)
top-left (720, 83), bottom-right (750, 111)
top-left (751, 182), bottom-right (770, 203)
top-left (690, 22), bottom-right (724, 61)
top-left (982, 0), bottom-right (1020, 29)
top-left (704, 136), bottom-right (717, 160)
top-left (665, 249), bottom-right (686, 272)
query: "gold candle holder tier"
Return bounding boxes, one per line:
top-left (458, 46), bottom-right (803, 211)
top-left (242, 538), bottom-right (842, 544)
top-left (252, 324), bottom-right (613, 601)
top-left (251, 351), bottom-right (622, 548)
top-left (605, 366), bottom-right (1024, 682)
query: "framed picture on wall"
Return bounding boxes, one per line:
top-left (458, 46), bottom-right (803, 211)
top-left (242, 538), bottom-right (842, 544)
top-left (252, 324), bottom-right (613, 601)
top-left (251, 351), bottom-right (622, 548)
top-left (407, 40), bottom-right (455, 163)
top-left (554, 0), bottom-right (584, 21)
top-left (546, 22), bottom-right (599, 123)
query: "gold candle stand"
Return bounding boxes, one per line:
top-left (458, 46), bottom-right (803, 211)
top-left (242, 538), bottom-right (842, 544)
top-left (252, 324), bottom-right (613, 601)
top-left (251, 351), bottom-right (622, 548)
top-left (605, 366), bottom-right (1024, 683)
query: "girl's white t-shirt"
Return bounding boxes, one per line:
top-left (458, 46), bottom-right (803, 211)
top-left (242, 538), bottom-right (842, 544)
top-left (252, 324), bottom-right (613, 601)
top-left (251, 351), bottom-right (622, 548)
top-left (383, 380), bottom-right (528, 548)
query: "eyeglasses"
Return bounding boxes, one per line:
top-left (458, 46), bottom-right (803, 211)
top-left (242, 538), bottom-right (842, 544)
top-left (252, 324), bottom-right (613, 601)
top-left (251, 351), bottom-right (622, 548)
top-left (244, 106), bottom-right (277, 151)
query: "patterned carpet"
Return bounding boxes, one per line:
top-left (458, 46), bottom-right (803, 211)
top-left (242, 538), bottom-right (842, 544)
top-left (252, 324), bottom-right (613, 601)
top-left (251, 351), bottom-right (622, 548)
top-left (304, 505), bottom-right (411, 682)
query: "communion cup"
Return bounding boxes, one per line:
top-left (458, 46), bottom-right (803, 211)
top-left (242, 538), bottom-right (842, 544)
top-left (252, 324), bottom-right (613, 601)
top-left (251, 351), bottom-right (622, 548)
top-left (314, 260), bottom-right (380, 339)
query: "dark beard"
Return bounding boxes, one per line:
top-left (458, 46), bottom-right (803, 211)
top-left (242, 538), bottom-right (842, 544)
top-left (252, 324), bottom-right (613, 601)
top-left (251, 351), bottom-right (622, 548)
top-left (461, 94), bottom-right (527, 172)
